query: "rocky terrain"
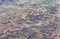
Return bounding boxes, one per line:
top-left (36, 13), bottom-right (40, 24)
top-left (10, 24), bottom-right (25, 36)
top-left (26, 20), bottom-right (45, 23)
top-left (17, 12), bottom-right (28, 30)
top-left (0, 0), bottom-right (60, 39)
